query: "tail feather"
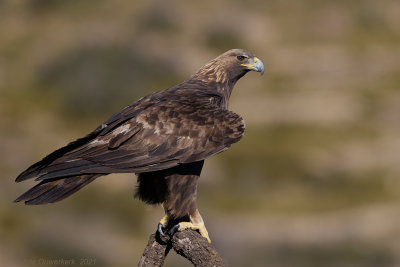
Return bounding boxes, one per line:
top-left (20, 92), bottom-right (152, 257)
top-left (15, 125), bottom-right (106, 183)
top-left (14, 175), bottom-right (100, 205)
top-left (34, 161), bottom-right (103, 181)
top-left (16, 156), bottom-right (101, 183)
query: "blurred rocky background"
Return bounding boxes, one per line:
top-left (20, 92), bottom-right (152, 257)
top-left (1, 0), bottom-right (400, 266)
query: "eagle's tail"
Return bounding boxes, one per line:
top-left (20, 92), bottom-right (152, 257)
top-left (14, 174), bottom-right (100, 205)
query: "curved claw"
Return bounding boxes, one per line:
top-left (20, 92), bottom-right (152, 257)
top-left (157, 214), bottom-right (169, 237)
top-left (157, 222), bottom-right (166, 236)
top-left (169, 223), bottom-right (180, 236)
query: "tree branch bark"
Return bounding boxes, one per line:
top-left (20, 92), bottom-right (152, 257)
top-left (138, 229), bottom-right (227, 266)
top-left (137, 232), bottom-right (171, 267)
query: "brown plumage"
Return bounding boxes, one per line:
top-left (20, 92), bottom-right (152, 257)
top-left (14, 49), bottom-right (264, 240)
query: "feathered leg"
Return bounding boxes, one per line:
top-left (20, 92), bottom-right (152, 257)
top-left (136, 161), bottom-right (210, 242)
top-left (161, 161), bottom-right (211, 242)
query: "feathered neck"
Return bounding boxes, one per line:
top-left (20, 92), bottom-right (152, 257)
top-left (184, 59), bottom-right (245, 109)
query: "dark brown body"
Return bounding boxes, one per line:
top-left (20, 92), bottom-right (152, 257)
top-left (136, 161), bottom-right (203, 219)
top-left (14, 49), bottom-right (264, 235)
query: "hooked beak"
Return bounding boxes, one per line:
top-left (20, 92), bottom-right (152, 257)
top-left (241, 57), bottom-right (264, 75)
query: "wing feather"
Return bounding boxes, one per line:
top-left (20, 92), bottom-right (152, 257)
top-left (16, 89), bottom-right (245, 181)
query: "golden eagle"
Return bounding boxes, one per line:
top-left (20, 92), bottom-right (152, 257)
top-left (14, 49), bottom-right (264, 242)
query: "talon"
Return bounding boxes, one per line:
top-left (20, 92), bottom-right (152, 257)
top-left (157, 222), bottom-right (165, 236)
top-left (169, 223), bottom-right (179, 236)
top-left (157, 215), bottom-right (169, 237)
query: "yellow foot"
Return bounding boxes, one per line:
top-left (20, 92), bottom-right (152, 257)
top-left (171, 221), bottom-right (211, 243)
top-left (157, 215), bottom-right (169, 236)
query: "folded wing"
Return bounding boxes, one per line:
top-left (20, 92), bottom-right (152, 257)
top-left (16, 90), bottom-right (245, 183)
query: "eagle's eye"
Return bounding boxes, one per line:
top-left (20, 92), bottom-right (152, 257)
top-left (236, 55), bottom-right (248, 61)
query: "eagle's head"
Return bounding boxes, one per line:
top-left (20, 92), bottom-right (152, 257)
top-left (217, 49), bottom-right (264, 76)
top-left (194, 49), bottom-right (264, 86)
top-left (185, 49), bottom-right (264, 106)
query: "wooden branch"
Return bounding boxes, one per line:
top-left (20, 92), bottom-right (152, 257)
top-left (137, 232), bottom-right (170, 267)
top-left (138, 229), bottom-right (227, 266)
top-left (171, 230), bottom-right (227, 266)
